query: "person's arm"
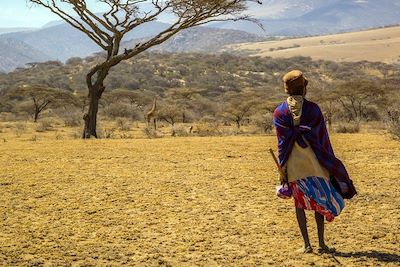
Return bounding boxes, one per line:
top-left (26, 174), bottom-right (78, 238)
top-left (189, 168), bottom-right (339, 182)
top-left (316, 105), bottom-right (335, 155)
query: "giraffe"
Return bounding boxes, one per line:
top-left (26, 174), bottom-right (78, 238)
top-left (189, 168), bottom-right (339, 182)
top-left (146, 96), bottom-right (158, 130)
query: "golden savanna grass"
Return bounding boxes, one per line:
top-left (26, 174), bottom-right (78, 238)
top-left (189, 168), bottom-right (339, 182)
top-left (224, 26), bottom-right (400, 63)
top-left (0, 128), bottom-right (399, 266)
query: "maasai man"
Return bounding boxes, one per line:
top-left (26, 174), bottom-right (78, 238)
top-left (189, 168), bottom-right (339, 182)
top-left (273, 70), bottom-right (356, 254)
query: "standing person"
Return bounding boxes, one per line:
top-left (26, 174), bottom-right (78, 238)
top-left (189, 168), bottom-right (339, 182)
top-left (273, 70), bottom-right (356, 254)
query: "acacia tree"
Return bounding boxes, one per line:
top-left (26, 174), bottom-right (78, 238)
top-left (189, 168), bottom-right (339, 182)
top-left (7, 86), bottom-right (77, 122)
top-left (334, 80), bottom-right (385, 122)
top-left (29, 0), bottom-right (262, 138)
top-left (166, 87), bottom-right (200, 122)
top-left (221, 91), bottom-right (256, 129)
top-left (157, 99), bottom-right (184, 136)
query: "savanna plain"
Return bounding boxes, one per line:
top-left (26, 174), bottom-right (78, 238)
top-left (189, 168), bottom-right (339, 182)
top-left (0, 126), bottom-right (399, 266)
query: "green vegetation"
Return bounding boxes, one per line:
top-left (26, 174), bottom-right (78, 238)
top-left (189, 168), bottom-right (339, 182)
top-left (0, 53), bottom-right (399, 137)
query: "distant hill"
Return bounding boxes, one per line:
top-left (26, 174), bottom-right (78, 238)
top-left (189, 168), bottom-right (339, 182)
top-left (1, 21), bottom-right (264, 72)
top-left (223, 26), bottom-right (400, 63)
top-left (0, 38), bottom-right (51, 73)
top-left (125, 27), bottom-right (265, 53)
top-left (212, 0), bottom-right (400, 36)
top-left (3, 21), bottom-right (171, 62)
top-left (0, 28), bottom-right (37, 35)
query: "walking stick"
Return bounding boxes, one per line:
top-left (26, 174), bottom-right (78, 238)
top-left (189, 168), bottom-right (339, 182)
top-left (269, 148), bottom-right (286, 183)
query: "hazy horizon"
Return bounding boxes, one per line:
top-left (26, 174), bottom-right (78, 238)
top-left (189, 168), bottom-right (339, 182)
top-left (0, 0), bottom-right (108, 28)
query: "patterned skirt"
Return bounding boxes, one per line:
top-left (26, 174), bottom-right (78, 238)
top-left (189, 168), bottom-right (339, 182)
top-left (289, 176), bottom-right (345, 222)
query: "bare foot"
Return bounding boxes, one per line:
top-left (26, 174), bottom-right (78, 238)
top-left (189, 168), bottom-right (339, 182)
top-left (318, 244), bottom-right (336, 254)
top-left (297, 246), bottom-right (313, 254)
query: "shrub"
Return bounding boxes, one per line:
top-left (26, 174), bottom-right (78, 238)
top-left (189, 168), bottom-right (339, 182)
top-left (251, 112), bottom-right (274, 134)
top-left (195, 122), bottom-right (223, 137)
top-left (36, 118), bottom-right (54, 132)
top-left (200, 116), bottom-right (218, 124)
top-left (55, 132), bottom-right (63, 140)
top-left (70, 130), bottom-right (82, 139)
top-left (387, 107), bottom-right (400, 139)
top-left (64, 114), bottom-right (82, 127)
top-left (0, 112), bottom-right (16, 122)
top-left (142, 126), bottom-right (160, 139)
top-left (13, 122), bottom-right (27, 137)
top-left (103, 103), bottom-right (131, 119)
top-left (336, 123), bottom-right (360, 133)
top-left (98, 127), bottom-right (117, 139)
top-left (119, 132), bottom-right (133, 139)
top-left (172, 125), bottom-right (192, 137)
top-left (116, 118), bottom-right (132, 132)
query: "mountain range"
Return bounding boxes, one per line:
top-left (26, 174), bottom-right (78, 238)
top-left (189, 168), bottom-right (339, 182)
top-left (1, 0), bottom-right (400, 72)
top-left (0, 23), bottom-right (263, 72)
top-left (213, 0), bottom-right (400, 35)
top-left (0, 38), bottom-right (49, 73)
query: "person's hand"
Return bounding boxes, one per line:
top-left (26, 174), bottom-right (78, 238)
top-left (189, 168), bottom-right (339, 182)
top-left (278, 167), bottom-right (287, 183)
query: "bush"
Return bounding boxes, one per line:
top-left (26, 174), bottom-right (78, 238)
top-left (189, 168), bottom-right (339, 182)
top-left (387, 107), bottom-right (400, 139)
top-left (116, 118), bottom-right (132, 131)
top-left (103, 103), bottom-right (131, 119)
top-left (336, 123), bottom-right (360, 133)
top-left (142, 126), bottom-right (160, 139)
top-left (172, 125), bottom-right (192, 137)
top-left (36, 118), bottom-right (55, 132)
top-left (54, 132), bottom-right (63, 140)
top-left (0, 112), bottom-right (16, 122)
top-left (98, 127), bottom-right (117, 139)
top-left (70, 130), bottom-right (82, 139)
top-left (195, 122), bottom-right (223, 137)
top-left (251, 112), bottom-right (274, 134)
top-left (63, 113), bottom-right (82, 127)
top-left (13, 122), bottom-right (27, 137)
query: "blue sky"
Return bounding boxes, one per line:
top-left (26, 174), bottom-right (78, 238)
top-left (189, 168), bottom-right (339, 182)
top-left (0, 1), bottom-right (178, 28)
top-left (0, 1), bottom-right (106, 28)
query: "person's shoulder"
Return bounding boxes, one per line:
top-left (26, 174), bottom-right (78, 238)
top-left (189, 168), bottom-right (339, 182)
top-left (304, 99), bottom-right (322, 112)
top-left (273, 101), bottom-right (287, 116)
top-left (273, 101), bottom-right (290, 119)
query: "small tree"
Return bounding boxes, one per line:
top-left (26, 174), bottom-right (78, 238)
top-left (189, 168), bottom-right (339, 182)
top-left (157, 101), bottom-right (182, 136)
top-left (221, 91), bottom-right (256, 129)
top-left (166, 87), bottom-right (200, 122)
top-left (108, 89), bottom-right (153, 115)
top-left (8, 86), bottom-right (77, 122)
top-left (334, 80), bottom-right (385, 122)
top-left (29, 0), bottom-right (262, 138)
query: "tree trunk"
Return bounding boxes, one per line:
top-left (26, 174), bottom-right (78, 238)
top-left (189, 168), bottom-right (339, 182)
top-left (236, 119), bottom-right (241, 129)
top-left (34, 110), bottom-right (39, 123)
top-left (83, 93), bottom-right (99, 139)
top-left (83, 65), bottom-right (109, 139)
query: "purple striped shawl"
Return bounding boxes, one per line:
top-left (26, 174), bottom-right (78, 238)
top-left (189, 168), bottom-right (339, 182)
top-left (273, 99), bottom-right (357, 199)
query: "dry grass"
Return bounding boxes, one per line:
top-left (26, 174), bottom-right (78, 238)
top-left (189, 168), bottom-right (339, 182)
top-left (0, 129), bottom-right (399, 266)
top-left (224, 26), bottom-right (400, 63)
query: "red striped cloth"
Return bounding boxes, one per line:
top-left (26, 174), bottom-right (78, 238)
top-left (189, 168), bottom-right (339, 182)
top-left (290, 176), bottom-right (345, 222)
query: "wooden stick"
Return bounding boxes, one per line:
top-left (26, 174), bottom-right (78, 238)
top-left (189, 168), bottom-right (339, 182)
top-left (269, 148), bottom-right (286, 182)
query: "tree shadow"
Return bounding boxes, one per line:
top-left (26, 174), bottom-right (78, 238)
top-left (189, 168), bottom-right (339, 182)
top-left (333, 250), bottom-right (400, 263)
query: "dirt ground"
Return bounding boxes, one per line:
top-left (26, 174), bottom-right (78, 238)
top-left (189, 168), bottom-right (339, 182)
top-left (0, 134), bottom-right (399, 266)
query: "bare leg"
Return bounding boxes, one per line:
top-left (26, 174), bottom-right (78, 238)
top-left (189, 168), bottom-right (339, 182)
top-left (296, 208), bottom-right (312, 252)
top-left (315, 212), bottom-right (336, 253)
top-left (315, 211), bottom-right (325, 247)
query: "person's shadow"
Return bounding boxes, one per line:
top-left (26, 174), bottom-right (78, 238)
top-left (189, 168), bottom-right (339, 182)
top-left (331, 250), bottom-right (400, 264)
